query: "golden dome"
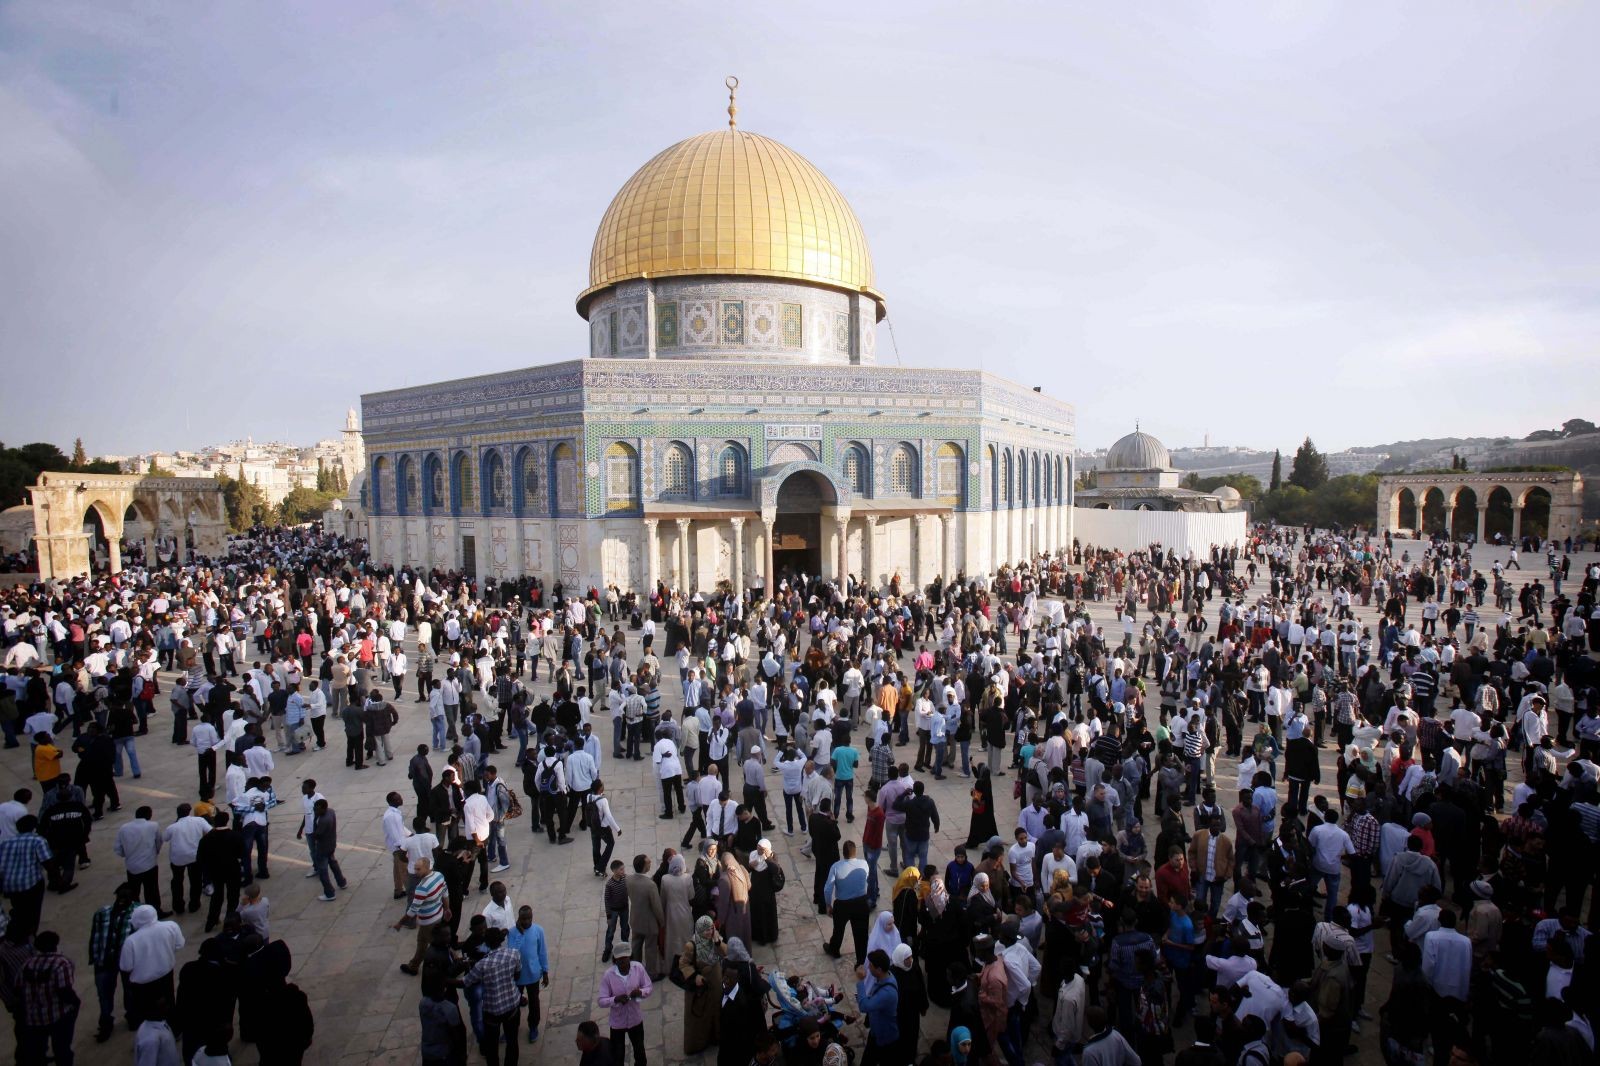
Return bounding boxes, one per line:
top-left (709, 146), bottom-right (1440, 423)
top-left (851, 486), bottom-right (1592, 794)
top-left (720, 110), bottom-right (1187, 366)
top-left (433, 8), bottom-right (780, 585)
top-left (578, 128), bottom-right (884, 318)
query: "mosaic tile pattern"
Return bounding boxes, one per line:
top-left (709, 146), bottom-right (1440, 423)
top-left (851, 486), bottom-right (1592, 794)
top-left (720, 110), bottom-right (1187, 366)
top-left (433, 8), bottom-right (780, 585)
top-left (749, 300), bottom-right (778, 346)
top-left (656, 302), bottom-right (678, 348)
top-left (719, 301), bottom-right (744, 345)
top-left (781, 302), bottom-right (803, 347)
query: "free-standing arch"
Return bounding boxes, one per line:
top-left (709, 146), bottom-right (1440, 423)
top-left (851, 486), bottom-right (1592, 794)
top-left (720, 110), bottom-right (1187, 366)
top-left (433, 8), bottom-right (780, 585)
top-left (27, 472), bottom-right (227, 579)
top-left (1376, 470), bottom-right (1584, 542)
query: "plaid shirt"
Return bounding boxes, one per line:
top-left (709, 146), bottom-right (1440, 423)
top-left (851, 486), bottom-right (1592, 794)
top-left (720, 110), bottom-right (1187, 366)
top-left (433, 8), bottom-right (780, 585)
top-left (464, 945), bottom-right (524, 1015)
top-left (19, 951), bottom-right (76, 1026)
top-left (869, 742), bottom-right (895, 786)
top-left (1333, 692), bottom-right (1358, 725)
top-left (0, 833), bottom-right (51, 894)
top-left (1349, 812), bottom-right (1380, 858)
top-left (88, 902), bottom-right (137, 968)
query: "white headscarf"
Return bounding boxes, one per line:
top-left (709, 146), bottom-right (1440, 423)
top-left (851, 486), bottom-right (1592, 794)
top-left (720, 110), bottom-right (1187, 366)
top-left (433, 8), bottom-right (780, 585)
top-left (866, 910), bottom-right (902, 957)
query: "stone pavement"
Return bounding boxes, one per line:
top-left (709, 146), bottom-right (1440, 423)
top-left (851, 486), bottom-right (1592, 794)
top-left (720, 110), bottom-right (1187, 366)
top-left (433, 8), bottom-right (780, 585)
top-left (0, 537), bottom-right (1569, 1064)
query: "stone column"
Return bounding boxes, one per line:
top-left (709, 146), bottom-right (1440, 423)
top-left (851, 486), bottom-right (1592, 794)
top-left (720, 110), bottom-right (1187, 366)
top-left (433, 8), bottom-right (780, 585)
top-left (729, 517), bottom-right (745, 595)
top-left (1511, 506), bottom-right (1523, 543)
top-left (862, 514), bottom-right (877, 594)
top-left (762, 515), bottom-right (776, 596)
top-left (1476, 505), bottom-right (1488, 545)
top-left (940, 512), bottom-right (953, 579)
top-left (107, 537), bottom-right (122, 575)
top-left (836, 516), bottom-right (850, 586)
top-left (676, 518), bottom-right (692, 593)
top-left (644, 519), bottom-right (660, 593)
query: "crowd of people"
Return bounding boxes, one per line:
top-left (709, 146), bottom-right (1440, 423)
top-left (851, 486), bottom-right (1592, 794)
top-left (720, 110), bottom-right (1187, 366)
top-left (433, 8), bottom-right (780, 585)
top-left (0, 520), bottom-right (1597, 1066)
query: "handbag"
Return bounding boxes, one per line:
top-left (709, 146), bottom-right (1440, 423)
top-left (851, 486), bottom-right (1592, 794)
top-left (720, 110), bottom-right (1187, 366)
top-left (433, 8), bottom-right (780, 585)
top-left (502, 784), bottom-right (524, 821)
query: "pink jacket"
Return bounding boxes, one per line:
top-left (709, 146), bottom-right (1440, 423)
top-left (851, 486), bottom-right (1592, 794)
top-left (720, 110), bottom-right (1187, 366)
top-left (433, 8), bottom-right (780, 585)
top-left (597, 963), bottom-right (653, 1029)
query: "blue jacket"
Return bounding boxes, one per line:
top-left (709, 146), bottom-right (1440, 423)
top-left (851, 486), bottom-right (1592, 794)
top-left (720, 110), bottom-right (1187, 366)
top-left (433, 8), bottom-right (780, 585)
top-left (857, 972), bottom-right (899, 1043)
top-left (508, 922), bottom-right (548, 985)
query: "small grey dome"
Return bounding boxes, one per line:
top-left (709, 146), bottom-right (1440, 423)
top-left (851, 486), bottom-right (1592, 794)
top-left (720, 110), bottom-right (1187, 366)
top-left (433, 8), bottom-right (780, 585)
top-left (1104, 429), bottom-right (1170, 471)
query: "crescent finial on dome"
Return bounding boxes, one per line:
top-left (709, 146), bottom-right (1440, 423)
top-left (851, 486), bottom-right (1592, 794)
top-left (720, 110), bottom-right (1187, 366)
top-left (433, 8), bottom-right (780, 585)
top-left (726, 75), bottom-right (739, 129)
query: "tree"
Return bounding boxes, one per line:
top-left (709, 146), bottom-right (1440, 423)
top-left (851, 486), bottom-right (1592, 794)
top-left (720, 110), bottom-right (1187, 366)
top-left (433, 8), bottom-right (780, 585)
top-left (146, 458), bottom-right (176, 478)
top-left (216, 471), bottom-right (271, 532)
top-left (1075, 468), bottom-right (1098, 490)
top-left (1269, 450), bottom-right (1282, 491)
top-left (1184, 473), bottom-right (1263, 500)
top-left (1288, 437), bottom-right (1328, 491)
top-left (1560, 418), bottom-right (1597, 437)
top-left (277, 486), bottom-right (337, 525)
top-left (316, 458), bottom-right (330, 494)
top-left (70, 439), bottom-right (88, 468)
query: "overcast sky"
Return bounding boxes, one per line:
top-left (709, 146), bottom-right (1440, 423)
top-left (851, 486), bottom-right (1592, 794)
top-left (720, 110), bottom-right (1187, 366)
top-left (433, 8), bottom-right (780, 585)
top-left (4, 2), bottom-right (1597, 458)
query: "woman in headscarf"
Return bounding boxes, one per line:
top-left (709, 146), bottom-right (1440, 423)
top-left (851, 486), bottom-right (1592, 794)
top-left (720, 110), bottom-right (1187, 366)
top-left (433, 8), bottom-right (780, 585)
top-left (748, 840), bottom-right (785, 946)
top-left (866, 910), bottom-right (903, 958)
top-left (692, 840), bottom-right (719, 921)
top-left (660, 853), bottom-right (695, 957)
top-left (890, 866), bottom-right (923, 951)
top-left (892, 942), bottom-right (929, 1063)
top-left (921, 874), bottom-right (963, 1008)
top-left (964, 766), bottom-right (999, 849)
top-left (949, 1025), bottom-right (974, 1066)
top-left (1046, 868), bottom-right (1076, 912)
top-left (715, 851), bottom-right (753, 946)
top-left (723, 935), bottom-right (761, 993)
top-left (668, 915), bottom-right (722, 1055)
top-left (964, 872), bottom-right (998, 939)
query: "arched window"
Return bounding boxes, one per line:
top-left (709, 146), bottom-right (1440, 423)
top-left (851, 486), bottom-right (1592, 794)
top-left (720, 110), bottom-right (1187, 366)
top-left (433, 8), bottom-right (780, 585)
top-left (1031, 454), bottom-right (1041, 507)
top-left (1001, 450), bottom-right (1013, 506)
top-left (371, 457), bottom-right (390, 514)
top-left (718, 444), bottom-right (747, 496)
top-left (935, 443), bottom-right (964, 507)
top-left (452, 453), bottom-right (477, 515)
top-left (1015, 452), bottom-right (1026, 507)
top-left (842, 443), bottom-right (870, 497)
top-left (516, 447), bottom-right (540, 517)
top-left (396, 456), bottom-right (414, 515)
top-left (483, 451), bottom-right (507, 511)
top-left (890, 444), bottom-right (919, 496)
top-left (661, 442), bottom-right (693, 499)
top-left (424, 454), bottom-right (445, 514)
top-left (604, 442), bottom-right (639, 512)
top-left (550, 443), bottom-right (578, 514)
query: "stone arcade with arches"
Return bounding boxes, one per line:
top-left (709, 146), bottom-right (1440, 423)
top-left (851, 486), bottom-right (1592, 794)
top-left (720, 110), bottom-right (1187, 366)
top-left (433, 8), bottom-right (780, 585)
top-left (28, 472), bottom-right (229, 580)
top-left (359, 93), bottom-right (1076, 595)
top-left (1376, 469), bottom-right (1584, 543)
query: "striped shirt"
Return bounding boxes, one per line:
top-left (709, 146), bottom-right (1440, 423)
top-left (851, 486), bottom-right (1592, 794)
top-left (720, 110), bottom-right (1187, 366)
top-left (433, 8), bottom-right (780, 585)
top-left (407, 871), bottom-right (448, 925)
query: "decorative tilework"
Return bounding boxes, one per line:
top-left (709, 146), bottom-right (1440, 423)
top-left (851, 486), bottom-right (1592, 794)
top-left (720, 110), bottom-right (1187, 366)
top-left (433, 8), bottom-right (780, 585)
top-left (834, 312), bottom-right (850, 353)
top-left (656, 302), bottom-right (678, 348)
top-left (608, 310), bottom-right (619, 356)
top-left (682, 301), bottom-right (714, 345)
top-left (719, 301), bottom-right (744, 344)
top-left (748, 300), bottom-right (777, 345)
top-left (781, 303), bottom-right (802, 347)
top-left (619, 305), bottom-right (644, 351)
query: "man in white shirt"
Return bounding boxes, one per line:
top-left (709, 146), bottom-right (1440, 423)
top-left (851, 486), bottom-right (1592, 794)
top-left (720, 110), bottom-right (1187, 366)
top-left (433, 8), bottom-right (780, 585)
top-left (1307, 809), bottom-right (1354, 921)
top-left (161, 804), bottom-right (212, 914)
top-left (1420, 910), bottom-right (1474, 1001)
top-left (382, 791), bottom-right (413, 899)
top-left (652, 730), bottom-right (685, 819)
top-left (119, 904), bottom-right (185, 1026)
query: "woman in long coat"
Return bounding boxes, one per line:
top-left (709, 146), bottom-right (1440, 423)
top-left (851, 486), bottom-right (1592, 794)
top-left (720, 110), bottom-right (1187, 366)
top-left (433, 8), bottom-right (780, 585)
top-left (965, 768), bottom-right (999, 849)
top-left (715, 852), bottom-right (753, 946)
top-left (748, 841), bottom-right (784, 946)
top-left (669, 916), bottom-right (723, 1055)
top-left (660, 853), bottom-right (696, 958)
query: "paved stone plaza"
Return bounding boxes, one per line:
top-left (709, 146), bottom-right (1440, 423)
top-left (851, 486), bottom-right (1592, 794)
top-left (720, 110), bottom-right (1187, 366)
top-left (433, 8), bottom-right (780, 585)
top-left (0, 539), bottom-right (1575, 1065)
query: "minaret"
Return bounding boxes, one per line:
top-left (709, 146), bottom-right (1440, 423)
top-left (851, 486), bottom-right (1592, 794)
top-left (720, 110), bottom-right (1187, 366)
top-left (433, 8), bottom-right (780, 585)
top-left (341, 407), bottom-right (365, 486)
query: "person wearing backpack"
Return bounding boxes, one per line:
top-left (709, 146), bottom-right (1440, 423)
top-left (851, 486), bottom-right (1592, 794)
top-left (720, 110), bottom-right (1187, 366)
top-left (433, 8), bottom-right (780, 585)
top-left (534, 743), bottom-right (572, 846)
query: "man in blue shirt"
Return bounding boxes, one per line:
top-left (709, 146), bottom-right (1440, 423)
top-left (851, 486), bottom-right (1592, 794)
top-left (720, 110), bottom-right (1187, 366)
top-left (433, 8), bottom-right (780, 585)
top-left (508, 905), bottom-right (550, 1044)
top-left (823, 840), bottom-right (871, 964)
top-left (831, 743), bottom-right (859, 822)
top-left (856, 949), bottom-right (900, 1057)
